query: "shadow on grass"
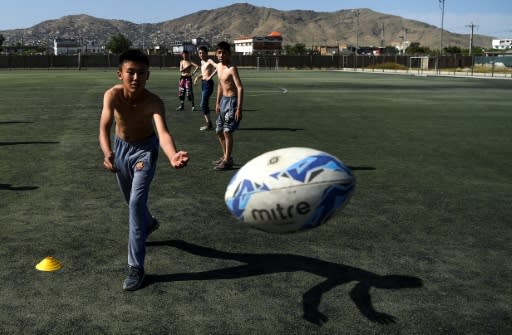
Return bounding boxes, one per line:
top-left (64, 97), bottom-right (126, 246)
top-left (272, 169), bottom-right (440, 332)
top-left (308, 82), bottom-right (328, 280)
top-left (347, 166), bottom-right (376, 171)
top-left (0, 183), bottom-right (38, 191)
top-left (0, 141), bottom-right (59, 146)
top-left (0, 121), bottom-right (34, 125)
top-left (239, 127), bottom-right (304, 131)
top-left (145, 239), bottom-right (422, 326)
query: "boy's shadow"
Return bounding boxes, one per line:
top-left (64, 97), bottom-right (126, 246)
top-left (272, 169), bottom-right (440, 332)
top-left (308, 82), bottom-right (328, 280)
top-left (145, 240), bottom-right (422, 326)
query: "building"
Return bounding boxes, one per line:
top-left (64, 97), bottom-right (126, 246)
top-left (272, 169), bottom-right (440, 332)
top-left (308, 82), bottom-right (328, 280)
top-left (82, 41), bottom-right (103, 54)
top-left (53, 38), bottom-right (81, 55)
top-left (492, 39), bottom-right (512, 50)
top-left (53, 39), bottom-right (104, 55)
top-left (171, 37), bottom-right (210, 54)
top-left (234, 32), bottom-right (283, 56)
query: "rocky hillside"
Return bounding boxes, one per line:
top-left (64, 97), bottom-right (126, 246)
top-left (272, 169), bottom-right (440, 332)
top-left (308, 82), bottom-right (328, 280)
top-left (0, 3), bottom-right (493, 49)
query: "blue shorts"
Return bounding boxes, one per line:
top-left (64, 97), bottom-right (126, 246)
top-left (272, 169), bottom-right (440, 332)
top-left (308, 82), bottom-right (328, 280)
top-left (216, 96), bottom-right (240, 133)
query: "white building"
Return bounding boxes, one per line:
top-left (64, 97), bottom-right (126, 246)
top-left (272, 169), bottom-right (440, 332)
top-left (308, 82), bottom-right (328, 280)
top-left (492, 39), bottom-right (512, 50)
top-left (53, 39), bottom-right (103, 55)
top-left (53, 39), bottom-right (81, 55)
top-left (171, 38), bottom-right (210, 54)
top-left (83, 41), bottom-right (103, 54)
top-left (234, 32), bottom-right (283, 56)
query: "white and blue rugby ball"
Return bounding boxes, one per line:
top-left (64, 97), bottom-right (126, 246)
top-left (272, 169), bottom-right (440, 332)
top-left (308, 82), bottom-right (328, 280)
top-left (224, 147), bottom-right (355, 233)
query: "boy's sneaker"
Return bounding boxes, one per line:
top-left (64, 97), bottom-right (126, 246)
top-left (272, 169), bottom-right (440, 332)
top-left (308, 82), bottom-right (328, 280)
top-left (191, 106), bottom-right (196, 112)
top-left (176, 105), bottom-right (184, 111)
top-left (214, 159), bottom-right (234, 171)
top-left (148, 217), bottom-right (160, 236)
top-left (200, 123), bottom-right (213, 131)
top-left (123, 266), bottom-right (145, 291)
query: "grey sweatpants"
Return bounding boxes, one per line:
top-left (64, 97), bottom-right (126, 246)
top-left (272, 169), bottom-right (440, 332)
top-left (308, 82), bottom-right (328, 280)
top-left (114, 134), bottom-right (159, 270)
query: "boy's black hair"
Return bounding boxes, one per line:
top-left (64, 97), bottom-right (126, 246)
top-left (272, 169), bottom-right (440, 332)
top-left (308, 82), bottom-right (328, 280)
top-left (216, 41), bottom-right (231, 53)
top-left (198, 46), bottom-right (208, 53)
top-left (119, 49), bottom-right (149, 68)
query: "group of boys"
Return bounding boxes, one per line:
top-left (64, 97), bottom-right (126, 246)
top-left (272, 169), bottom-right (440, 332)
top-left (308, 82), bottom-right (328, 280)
top-left (98, 41), bottom-right (243, 291)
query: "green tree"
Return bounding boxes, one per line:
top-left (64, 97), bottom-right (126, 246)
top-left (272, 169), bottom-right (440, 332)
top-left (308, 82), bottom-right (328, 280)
top-left (284, 43), bottom-right (308, 56)
top-left (106, 34), bottom-right (132, 54)
top-left (471, 47), bottom-right (485, 56)
top-left (0, 34), bottom-right (5, 48)
top-left (406, 42), bottom-right (431, 55)
top-left (444, 46), bottom-right (462, 54)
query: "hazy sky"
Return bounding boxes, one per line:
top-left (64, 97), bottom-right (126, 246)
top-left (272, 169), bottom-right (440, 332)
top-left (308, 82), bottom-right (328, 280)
top-left (1, 0), bottom-right (510, 37)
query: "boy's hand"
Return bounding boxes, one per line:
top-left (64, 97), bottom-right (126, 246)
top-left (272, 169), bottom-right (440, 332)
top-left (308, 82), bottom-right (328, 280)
top-left (235, 109), bottom-right (242, 121)
top-left (170, 151), bottom-right (189, 169)
top-left (103, 152), bottom-right (117, 172)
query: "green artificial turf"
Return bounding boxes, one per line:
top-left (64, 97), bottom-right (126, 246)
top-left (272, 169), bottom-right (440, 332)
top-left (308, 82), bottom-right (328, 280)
top-left (0, 69), bottom-right (510, 334)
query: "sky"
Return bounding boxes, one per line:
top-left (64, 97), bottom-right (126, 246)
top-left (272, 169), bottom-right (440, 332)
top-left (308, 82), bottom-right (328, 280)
top-left (0, 0), bottom-right (511, 38)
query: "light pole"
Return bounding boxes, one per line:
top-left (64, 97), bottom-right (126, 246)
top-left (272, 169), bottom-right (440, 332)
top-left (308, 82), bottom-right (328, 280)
top-left (439, 0), bottom-right (445, 55)
top-left (353, 9), bottom-right (360, 69)
top-left (466, 22), bottom-right (478, 56)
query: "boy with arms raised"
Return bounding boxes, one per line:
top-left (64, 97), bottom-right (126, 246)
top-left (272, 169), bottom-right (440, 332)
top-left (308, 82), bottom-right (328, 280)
top-left (214, 41), bottom-right (244, 170)
top-left (99, 49), bottom-right (188, 291)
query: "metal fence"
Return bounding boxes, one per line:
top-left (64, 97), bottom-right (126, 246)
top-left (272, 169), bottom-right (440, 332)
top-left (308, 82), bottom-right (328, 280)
top-left (0, 54), bottom-right (510, 72)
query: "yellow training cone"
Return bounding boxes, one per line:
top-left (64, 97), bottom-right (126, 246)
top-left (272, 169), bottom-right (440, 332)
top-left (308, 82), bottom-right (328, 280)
top-left (35, 256), bottom-right (63, 272)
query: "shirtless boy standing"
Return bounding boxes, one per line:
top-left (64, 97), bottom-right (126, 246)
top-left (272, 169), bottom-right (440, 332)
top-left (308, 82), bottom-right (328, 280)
top-left (99, 49), bottom-right (189, 291)
top-left (177, 50), bottom-right (199, 111)
top-left (194, 46), bottom-right (217, 131)
top-left (213, 41), bottom-right (244, 170)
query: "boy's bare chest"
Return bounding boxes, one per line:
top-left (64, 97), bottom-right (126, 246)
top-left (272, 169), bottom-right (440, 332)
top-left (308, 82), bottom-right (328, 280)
top-left (218, 68), bottom-right (233, 81)
top-left (115, 100), bottom-right (152, 123)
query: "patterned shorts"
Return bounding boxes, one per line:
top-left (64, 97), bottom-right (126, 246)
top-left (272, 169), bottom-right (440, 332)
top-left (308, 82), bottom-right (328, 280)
top-left (216, 96), bottom-right (239, 133)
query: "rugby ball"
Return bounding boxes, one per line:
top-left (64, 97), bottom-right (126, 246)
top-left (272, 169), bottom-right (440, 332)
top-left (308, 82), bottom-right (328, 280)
top-left (224, 147), bottom-right (355, 233)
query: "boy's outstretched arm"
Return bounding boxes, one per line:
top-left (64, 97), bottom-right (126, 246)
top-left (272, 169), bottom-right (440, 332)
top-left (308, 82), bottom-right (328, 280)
top-left (152, 100), bottom-right (189, 169)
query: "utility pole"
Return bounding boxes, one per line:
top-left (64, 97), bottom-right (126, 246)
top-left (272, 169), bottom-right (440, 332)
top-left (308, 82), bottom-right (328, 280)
top-left (439, 0), bottom-right (445, 54)
top-left (353, 9), bottom-right (360, 69)
top-left (381, 22), bottom-right (385, 47)
top-left (466, 22), bottom-right (478, 56)
top-left (399, 27), bottom-right (408, 55)
top-left (141, 23), bottom-right (145, 50)
top-left (403, 27), bottom-right (409, 52)
top-left (353, 9), bottom-right (360, 54)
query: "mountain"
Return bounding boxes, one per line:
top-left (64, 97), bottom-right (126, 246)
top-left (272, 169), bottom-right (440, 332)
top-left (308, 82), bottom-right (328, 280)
top-left (0, 3), bottom-right (493, 50)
